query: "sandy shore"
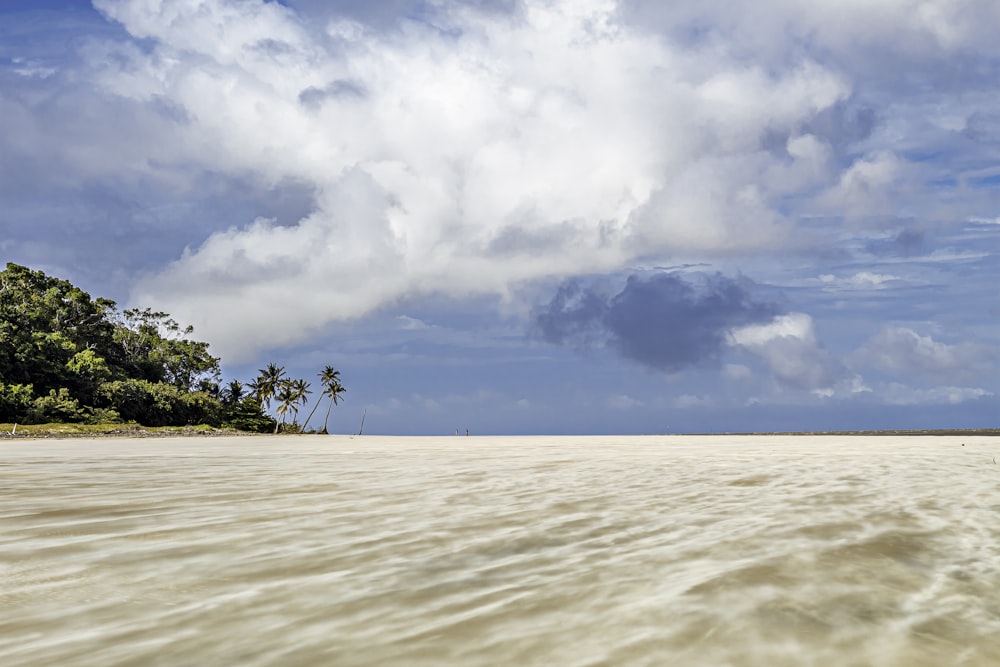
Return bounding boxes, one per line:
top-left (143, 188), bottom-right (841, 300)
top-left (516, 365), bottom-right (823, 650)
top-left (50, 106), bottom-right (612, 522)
top-left (2, 432), bottom-right (997, 453)
top-left (3, 426), bottom-right (999, 441)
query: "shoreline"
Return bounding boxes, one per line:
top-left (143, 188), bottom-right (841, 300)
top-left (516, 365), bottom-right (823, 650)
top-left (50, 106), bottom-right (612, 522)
top-left (0, 423), bottom-right (266, 440)
top-left (3, 423), bottom-right (999, 440)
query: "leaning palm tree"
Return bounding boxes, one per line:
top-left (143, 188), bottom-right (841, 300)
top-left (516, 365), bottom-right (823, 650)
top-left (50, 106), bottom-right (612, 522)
top-left (320, 378), bottom-right (346, 434)
top-left (302, 365), bottom-right (341, 432)
top-left (251, 363), bottom-right (286, 413)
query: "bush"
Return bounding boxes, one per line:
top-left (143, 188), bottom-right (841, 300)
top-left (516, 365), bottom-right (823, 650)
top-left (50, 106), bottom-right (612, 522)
top-left (96, 379), bottom-right (220, 427)
top-left (30, 388), bottom-right (87, 424)
top-left (221, 397), bottom-right (276, 433)
top-left (0, 383), bottom-right (35, 422)
top-left (86, 407), bottom-right (121, 424)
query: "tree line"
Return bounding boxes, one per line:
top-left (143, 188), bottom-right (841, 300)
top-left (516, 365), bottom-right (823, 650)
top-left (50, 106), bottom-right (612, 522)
top-left (0, 262), bottom-right (345, 432)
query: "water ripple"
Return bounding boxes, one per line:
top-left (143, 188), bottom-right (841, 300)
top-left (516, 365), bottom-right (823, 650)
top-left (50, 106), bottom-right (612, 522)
top-left (3, 435), bottom-right (1000, 666)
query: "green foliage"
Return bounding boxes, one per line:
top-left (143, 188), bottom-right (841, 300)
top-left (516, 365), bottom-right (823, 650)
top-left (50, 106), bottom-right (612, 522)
top-left (96, 379), bottom-right (221, 427)
top-left (0, 383), bottom-right (35, 422)
top-left (220, 379), bottom-right (246, 406)
top-left (29, 388), bottom-right (87, 424)
top-left (0, 263), bottom-right (117, 397)
top-left (0, 263), bottom-right (224, 428)
top-left (273, 376), bottom-right (310, 433)
top-left (319, 366), bottom-right (346, 434)
top-left (0, 263), bottom-right (347, 434)
top-left (112, 307), bottom-right (221, 390)
top-left (87, 407), bottom-right (121, 424)
top-left (221, 396), bottom-right (278, 433)
top-left (248, 363), bottom-right (286, 411)
top-left (67, 349), bottom-right (112, 382)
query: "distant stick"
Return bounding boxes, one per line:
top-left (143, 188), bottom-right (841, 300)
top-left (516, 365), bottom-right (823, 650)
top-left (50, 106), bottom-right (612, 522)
top-left (358, 408), bottom-right (366, 436)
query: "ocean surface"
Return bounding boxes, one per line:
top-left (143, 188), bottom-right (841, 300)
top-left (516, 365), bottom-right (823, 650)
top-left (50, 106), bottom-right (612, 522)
top-left (2, 435), bottom-right (1000, 666)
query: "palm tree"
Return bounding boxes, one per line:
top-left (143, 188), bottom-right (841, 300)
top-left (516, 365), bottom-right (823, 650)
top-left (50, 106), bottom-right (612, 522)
top-left (302, 365), bottom-right (342, 432)
top-left (321, 377), bottom-right (346, 435)
top-left (220, 379), bottom-right (245, 406)
top-left (274, 378), bottom-right (311, 433)
top-left (289, 378), bottom-right (311, 426)
top-left (250, 363), bottom-right (285, 412)
top-left (274, 380), bottom-right (295, 433)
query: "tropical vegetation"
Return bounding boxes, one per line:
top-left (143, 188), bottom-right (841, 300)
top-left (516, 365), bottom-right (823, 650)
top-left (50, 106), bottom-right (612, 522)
top-left (0, 262), bottom-right (345, 433)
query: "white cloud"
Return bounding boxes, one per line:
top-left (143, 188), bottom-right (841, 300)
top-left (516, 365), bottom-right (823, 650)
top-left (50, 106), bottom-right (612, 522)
top-left (12, 57), bottom-right (57, 79)
top-left (879, 383), bottom-right (992, 406)
top-left (728, 313), bottom-right (846, 392)
top-left (621, 0), bottom-right (1000, 65)
top-left (396, 315), bottom-right (432, 331)
top-left (729, 312), bottom-right (816, 347)
top-left (847, 272), bottom-right (898, 288)
top-left (817, 151), bottom-right (908, 221)
top-left (817, 272), bottom-right (902, 290)
top-left (855, 326), bottom-right (995, 382)
top-left (91, 0), bottom-right (857, 359)
top-left (11, 0), bottom-right (978, 367)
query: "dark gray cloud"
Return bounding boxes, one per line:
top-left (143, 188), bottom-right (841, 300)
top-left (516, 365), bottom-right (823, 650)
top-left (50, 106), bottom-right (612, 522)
top-left (534, 273), bottom-right (780, 371)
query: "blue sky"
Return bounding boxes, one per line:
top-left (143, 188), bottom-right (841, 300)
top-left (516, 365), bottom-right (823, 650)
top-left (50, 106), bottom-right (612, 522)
top-left (2, 0), bottom-right (999, 434)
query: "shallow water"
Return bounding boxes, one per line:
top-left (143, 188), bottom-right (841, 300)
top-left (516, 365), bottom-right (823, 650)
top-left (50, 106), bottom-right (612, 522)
top-left (2, 435), bottom-right (1000, 666)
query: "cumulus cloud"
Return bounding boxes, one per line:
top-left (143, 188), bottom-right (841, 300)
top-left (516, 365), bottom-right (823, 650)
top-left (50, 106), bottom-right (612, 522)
top-left (617, 0), bottom-right (1000, 77)
top-left (5, 0), bottom-right (1000, 364)
top-left (728, 313), bottom-right (847, 393)
top-left (534, 272), bottom-right (778, 372)
top-left (855, 326), bottom-right (995, 382)
top-left (73, 0), bottom-right (856, 359)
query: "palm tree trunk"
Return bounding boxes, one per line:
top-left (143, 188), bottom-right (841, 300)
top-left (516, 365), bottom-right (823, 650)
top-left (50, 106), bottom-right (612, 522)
top-left (322, 398), bottom-right (334, 434)
top-left (301, 399), bottom-right (321, 432)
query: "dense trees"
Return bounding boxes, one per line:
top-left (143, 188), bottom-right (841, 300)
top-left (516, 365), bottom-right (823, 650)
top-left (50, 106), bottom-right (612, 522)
top-left (0, 263), bottom-right (346, 433)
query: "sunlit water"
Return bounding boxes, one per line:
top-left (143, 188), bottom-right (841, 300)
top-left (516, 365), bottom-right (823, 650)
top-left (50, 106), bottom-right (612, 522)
top-left (3, 435), bottom-right (1000, 666)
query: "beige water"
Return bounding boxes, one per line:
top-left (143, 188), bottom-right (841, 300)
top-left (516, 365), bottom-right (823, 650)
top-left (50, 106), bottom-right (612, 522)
top-left (2, 435), bottom-right (1000, 666)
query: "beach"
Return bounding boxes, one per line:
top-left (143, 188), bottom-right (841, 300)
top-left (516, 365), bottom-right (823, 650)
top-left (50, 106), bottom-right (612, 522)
top-left (3, 435), bottom-right (1000, 665)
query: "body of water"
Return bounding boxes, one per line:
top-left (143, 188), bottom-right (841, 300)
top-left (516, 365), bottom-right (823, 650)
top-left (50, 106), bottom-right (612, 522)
top-left (3, 435), bottom-right (1000, 665)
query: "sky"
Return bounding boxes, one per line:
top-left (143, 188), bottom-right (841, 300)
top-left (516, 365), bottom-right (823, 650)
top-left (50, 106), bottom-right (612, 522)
top-left (2, 0), bottom-right (999, 434)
